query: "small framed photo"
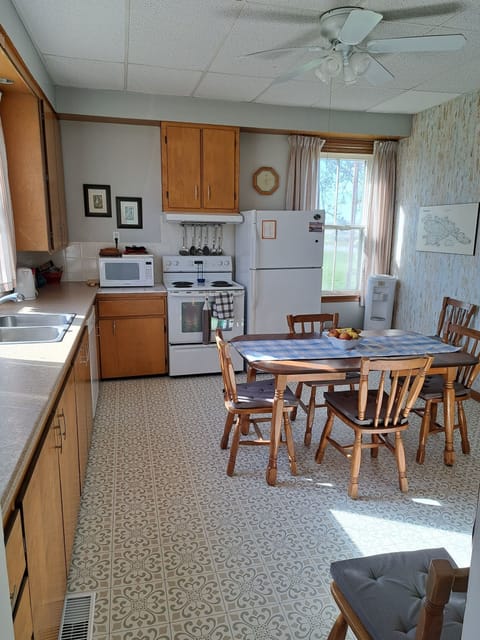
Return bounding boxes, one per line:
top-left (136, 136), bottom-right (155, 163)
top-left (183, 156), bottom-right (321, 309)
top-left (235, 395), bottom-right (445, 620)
top-left (116, 197), bottom-right (143, 229)
top-left (83, 184), bottom-right (112, 217)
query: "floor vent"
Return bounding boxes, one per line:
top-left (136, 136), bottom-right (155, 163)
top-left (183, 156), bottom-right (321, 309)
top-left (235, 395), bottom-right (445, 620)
top-left (58, 592), bottom-right (96, 640)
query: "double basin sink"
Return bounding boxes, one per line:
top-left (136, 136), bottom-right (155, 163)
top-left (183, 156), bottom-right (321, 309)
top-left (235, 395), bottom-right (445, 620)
top-left (0, 313), bottom-right (75, 344)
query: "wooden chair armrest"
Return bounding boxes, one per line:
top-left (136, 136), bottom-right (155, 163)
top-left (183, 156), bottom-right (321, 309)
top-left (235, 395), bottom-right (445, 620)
top-left (452, 567), bottom-right (469, 592)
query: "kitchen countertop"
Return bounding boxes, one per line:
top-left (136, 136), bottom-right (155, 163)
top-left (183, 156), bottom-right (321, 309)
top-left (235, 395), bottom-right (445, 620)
top-left (0, 282), bottom-right (98, 522)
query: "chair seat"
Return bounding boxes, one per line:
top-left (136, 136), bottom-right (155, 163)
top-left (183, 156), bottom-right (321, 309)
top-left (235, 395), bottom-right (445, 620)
top-left (233, 379), bottom-right (297, 410)
top-left (419, 375), bottom-right (469, 401)
top-left (325, 389), bottom-right (409, 427)
top-left (330, 547), bottom-right (465, 640)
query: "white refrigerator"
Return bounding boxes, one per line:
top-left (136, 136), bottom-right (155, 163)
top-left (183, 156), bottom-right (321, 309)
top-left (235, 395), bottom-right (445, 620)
top-left (235, 209), bottom-right (325, 334)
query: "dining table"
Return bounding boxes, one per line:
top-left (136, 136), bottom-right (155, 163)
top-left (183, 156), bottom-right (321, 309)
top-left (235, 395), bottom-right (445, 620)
top-left (231, 329), bottom-right (478, 486)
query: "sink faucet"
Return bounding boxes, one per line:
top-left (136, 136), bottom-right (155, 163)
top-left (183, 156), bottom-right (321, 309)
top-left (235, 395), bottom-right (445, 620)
top-left (0, 292), bottom-right (25, 304)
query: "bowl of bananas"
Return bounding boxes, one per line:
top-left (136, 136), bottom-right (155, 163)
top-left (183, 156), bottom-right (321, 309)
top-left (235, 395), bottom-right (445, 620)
top-left (324, 327), bottom-right (362, 350)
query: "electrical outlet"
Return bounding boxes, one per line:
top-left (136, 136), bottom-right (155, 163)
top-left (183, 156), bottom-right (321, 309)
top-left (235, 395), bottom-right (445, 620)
top-left (113, 231), bottom-right (120, 243)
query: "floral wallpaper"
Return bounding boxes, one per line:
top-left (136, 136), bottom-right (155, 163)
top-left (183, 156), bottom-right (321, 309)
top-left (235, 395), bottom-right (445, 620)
top-left (392, 91), bottom-right (480, 391)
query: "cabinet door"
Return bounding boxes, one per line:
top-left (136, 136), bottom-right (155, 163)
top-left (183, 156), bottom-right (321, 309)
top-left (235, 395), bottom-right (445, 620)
top-left (13, 579), bottom-right (33, 640)
top-left (74, 329), bottom-right (93, 491)
top-left (42, 101), bottom-right (68, 250)
top-left (202, 127), bottom-right (238, 211)
top-left (22, 423), bottom-right (66, 640)
top-left (99, 316), bottom-right (167, 378)
top-left (56, 368), bottom-right (81, 569)
top-left (162, 124), bottom-right (201, 210)
top-left (0, 92), bottom-right (51, 251)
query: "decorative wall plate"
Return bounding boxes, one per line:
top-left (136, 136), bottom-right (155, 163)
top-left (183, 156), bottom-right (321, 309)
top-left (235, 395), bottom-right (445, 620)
top-left (253, 166), bottom-right (279, 195)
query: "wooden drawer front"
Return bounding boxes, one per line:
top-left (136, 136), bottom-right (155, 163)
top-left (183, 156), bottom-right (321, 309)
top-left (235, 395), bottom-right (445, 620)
top-left (6, 510), bottom-right (26, 610)
top-left (98, 297), bottom-right (165, 317)
top-left (13, 578), bottom-right (33, 640)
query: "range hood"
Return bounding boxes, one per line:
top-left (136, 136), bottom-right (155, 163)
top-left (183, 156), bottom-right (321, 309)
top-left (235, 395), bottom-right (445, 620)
top-left (165, 213), bottom-right (243, 224)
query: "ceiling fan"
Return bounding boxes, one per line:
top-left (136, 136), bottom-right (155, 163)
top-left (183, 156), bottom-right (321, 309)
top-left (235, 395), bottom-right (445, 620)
top-left (243, 6), bottom-right (466, 86)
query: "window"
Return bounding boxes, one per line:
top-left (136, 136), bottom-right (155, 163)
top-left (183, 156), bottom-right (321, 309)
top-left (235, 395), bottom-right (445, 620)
top-left (317, 154), bottom-right (371, 294)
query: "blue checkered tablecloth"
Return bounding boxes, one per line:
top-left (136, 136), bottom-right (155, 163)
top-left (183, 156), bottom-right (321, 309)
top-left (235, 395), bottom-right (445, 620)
top-left (232, 333), bottom-right (460, 362)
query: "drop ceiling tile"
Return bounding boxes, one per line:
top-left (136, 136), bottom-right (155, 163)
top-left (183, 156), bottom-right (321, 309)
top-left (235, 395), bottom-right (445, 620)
top-left (313, 84), bottom-right (405, 112)
top-left (194, 73), bottom-right (272, 102)
top-left (12, 0), bottom-right (125, 60)
top-left (44, 55), bottom-right (124, 90)
top-left (128, 0), bottom-right (238, 70)
top-left (416, 56), bottom-right (480, 94)
top-left (368, 90), bottom-right (460, 114)
top-left (127, 65), bottom-right (202, 96)
top-left (255, 80), bottom-right (325, 107)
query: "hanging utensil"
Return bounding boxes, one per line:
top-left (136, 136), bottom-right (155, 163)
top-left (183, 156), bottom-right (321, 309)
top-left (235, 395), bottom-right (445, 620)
top-left (202, 226), bottom-right (210, 255)
top-left (202, 297), bottom-right (211, 344)
top-left (217, 224), bottom-right (223, 255)
top-left (179, 224), bottom-right (189, 255)
top-left (196, 225), bottom-right (203, 255)
top-left (211, 225), bottom-right (217, 256)
top-left (189, 225), bottom-right (196, 255)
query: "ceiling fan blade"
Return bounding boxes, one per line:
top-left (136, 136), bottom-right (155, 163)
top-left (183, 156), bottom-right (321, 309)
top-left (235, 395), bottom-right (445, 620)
top-left (338, 9), bottom-right (383, 45)
top-left (367, 34), bottom-right (466, 54)
top-left (241, 45), bottom-right (326, 59)
top-left (381, 3), bottom-right (463, 22)
top-left (272, 58), bottom-right (328, 84)
top-left (363, 56), bottom-right (395, 86)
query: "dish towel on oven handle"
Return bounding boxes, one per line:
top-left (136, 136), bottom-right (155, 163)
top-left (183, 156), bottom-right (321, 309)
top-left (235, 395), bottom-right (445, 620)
top-left (212, 291), bottom-right (234, 319)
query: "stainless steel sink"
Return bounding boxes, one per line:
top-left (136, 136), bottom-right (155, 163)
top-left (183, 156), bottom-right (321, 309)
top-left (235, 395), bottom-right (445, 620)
top-left (0, 313), bottom-right (75, 343)
top-left (0, 326), bottom-right (68, 343)
top-left (0, 313), bottom-right (75, 327)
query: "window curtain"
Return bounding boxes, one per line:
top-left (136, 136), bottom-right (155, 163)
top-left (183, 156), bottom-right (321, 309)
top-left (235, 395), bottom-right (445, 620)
top-left (360, 140), bottom-right (397, 303)
top-left (0, 97), bottom-right (16, 293)
top-left (285, 135), bottom-right (325, 210)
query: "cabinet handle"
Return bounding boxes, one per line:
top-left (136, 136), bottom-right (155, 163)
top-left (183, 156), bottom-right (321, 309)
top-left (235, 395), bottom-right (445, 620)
top-left (54, 422), bottom-right (63, 451)
top-left (207, 185), bottom-right (211, 201)
top-left (195, 185), bottom-right (199, 201)
top-left (58, 410), bottom-right (67, 439)
top-left (112, 320), bottom-right (116, 336)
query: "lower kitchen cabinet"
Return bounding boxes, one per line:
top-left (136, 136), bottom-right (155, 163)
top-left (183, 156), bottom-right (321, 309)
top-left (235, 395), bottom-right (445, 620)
top-left (74, 328), bottom-right (93, 491)
top-left (1, 299), bottom-right (96, 640)
top-left (21, 413), bottom-right (67, 640)
top-left (97, 294), bottom-right (168, 378)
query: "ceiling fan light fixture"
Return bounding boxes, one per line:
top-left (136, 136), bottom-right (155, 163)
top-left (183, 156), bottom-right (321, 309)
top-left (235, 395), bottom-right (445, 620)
top-left (314, 65), bottom-right (329, 83)
top-left (324, 52), bottom-right (343, 76)
top-left (342, 62), bottom-right (357, 85)
top-left (349, 52), bottom-right (371, 75)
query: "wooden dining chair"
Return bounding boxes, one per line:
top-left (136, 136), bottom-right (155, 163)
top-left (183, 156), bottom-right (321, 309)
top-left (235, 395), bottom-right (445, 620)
top-left (215, 330), bottom-right (299, 477)
top-left (315, 354), bottom-right (433, 499)
top-left (435, 296), bottom-right (477, 343)
top-left (327, 547), bottom-right (468, 640)
top-left (286, 313), bottom-right (360, 446)
top-left (415, 322), bottom-right (480, 464)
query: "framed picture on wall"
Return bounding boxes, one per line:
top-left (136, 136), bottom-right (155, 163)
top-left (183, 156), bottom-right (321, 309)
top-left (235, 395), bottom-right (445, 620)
top-left (416, 202), bottom-right (479, 255)
top-left (83, 184), bottom-right (112, 217)
top-left (116, 197), bottom-right (143, 229)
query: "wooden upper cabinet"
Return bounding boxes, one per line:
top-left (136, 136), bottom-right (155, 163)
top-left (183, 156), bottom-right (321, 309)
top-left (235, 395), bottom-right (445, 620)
top-left (161, 121), bottom-right (239, 213)
top-left (0, 90), bottom-right (68, 252)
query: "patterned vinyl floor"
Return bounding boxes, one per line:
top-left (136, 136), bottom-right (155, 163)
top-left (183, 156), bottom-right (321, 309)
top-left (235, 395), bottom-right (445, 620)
top-left (67, 374), bottom-right (480, 639)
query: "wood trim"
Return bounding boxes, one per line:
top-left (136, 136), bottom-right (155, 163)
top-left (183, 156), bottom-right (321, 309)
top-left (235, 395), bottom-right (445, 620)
top-left (472, 390), bottom-right (480, 402)
top-left (322, 294), bottom-right (361, 303)
top-left (59, 113), bottom-right (160, 127)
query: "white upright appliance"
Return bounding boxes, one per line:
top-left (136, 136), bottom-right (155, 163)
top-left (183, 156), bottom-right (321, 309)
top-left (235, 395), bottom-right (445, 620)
top-left (235, 210), bottom-right (325, 334)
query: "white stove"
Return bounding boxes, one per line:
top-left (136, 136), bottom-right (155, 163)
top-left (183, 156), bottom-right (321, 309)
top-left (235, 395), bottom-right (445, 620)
top-left (163, 256), bottom-right (244, 292)
top-left (163, 256), bottom-right (245, 376)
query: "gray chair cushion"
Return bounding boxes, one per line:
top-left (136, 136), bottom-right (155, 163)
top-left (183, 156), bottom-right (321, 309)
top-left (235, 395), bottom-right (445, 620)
top-left (419, 375), bottom-right (469, 401)
top-left (331, 547), bottom-right (465, 640)
top-left (234, 379), bottom-right (298, 410)
top-left (324, 389), bottom-right (408, 427)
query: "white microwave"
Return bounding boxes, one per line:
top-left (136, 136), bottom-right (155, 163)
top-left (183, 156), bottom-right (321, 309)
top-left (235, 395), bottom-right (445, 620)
top-left (99, 255), bottom-right (154, 287)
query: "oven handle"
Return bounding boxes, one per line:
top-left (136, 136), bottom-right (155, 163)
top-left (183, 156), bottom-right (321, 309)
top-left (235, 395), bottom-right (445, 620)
top-left (167, 290), bottom-right (244, 297)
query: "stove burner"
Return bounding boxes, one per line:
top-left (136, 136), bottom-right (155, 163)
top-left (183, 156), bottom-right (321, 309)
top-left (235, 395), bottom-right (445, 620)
top-left (211, 280), bottom-right (232, 287)
top-left (172, 281), bottom-right (193, 288)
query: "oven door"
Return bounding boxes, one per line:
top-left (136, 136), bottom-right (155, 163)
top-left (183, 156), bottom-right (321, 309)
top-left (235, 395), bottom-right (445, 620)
top-left (167, 290), bottom-right (244, 344)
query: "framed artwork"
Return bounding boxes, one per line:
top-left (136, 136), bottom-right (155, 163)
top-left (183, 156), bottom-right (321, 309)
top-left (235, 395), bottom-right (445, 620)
top-left (416, 202), bottom-right (479, 255)
top-left (83, 184), bottom-right (112, 217)
top-left (116, 197), bottom-right (143, 229)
